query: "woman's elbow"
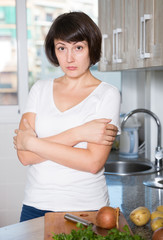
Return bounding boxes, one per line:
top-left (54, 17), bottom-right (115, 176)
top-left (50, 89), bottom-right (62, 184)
top-left (17, 151), bottom-right (30, 166)
top-left (89, 161), bottom-right (104, 174)
top-left (20, 160), bottom-right (29, 166)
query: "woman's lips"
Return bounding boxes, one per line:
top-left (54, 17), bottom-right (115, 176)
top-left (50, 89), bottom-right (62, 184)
top-left (67, 66), bottom-right (77, 70)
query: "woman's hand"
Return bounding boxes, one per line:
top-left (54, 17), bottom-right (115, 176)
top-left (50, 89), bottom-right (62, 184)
top-left (13, 119), bottom-right (37, 151)
top-left (79, 119), bottom-right (118, 146)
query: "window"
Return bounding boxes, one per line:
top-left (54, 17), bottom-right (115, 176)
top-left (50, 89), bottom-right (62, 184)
top-left (0, 0), bottom-right (28, 123)
top-left (46, 13), bottom-right (53, 22)
top-left (0, 4), bottom-right (17, 106)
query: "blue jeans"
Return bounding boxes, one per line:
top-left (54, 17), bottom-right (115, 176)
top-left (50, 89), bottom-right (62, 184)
top-left (20, 204), bottom-right (52, 222)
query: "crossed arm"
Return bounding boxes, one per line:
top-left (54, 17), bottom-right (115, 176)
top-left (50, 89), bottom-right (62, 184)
top-left (14, 112), bottom-right (118, 173)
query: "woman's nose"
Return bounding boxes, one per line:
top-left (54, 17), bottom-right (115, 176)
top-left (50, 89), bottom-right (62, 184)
top-left (66, 49), bottom-right (74, 62)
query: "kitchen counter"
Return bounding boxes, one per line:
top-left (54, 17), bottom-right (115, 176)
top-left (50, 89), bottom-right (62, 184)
top-left (0, 216), bottom-right (44, 240)
top-left (105, 167), bottom-right (163, 240)
top-left (0, 161), bottom-right (163, 240)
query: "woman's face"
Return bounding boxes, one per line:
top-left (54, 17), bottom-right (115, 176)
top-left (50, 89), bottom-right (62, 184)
top-left (54, 39), bottom-right (90, 78)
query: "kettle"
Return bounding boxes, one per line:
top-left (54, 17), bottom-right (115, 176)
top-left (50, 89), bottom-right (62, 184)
top-left (119, 114), bottom-right (141, 159)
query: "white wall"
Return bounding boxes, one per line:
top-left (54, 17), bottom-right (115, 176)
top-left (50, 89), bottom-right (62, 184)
top-left (0, 123), bottom-right (27, 227)
top-left (121, 70), bottom-right (146, 144)
top-left (146, 71), bottom-right (163, 161)
top-left (121, 70), bottom-right (143, 113)
top-left (121, 69), bottom-right (163, 162)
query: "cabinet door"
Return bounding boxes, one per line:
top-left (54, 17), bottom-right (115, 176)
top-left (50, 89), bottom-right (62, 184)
top-left (136, 0), bottom-right (154, 68)
top-left (98, 0), bottom-right (125, 71)
top-left (98, 0), bottom-right (134, 71)
top-left (112, 0), bottom-right (137, 70)
top-left (148, 0), bottom-right (163, 67)
top-left (111, 0), bottom-right (124, 70)
top-left (99, 0), bottom-right (163, 71)
top-left (98, 0), bottom-right (113, 71)
top-left (121, 0), bottom-right (137, 70)
top-left (132, 0), bottom-right (163, 68)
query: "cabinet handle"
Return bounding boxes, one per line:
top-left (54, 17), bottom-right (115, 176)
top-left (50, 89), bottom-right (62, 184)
top-left (144, 14), bottom-right (151, 58)
top-left (113, 29), bottom-right (117, 63)
top-left (140, 16), bottom-right (144, 59)
top-left (101, 34), bottom-right (108, 63)
top-left (140, 14), bottom-right (152, 59)
top-left (116, 28), bottom-right (122, 63)
top-left (112, 28), bottom-right (122, 63)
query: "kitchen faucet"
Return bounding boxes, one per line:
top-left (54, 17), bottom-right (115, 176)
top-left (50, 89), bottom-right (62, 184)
top-left (121, 108), bottom-right (163, 188)
top-left (121, 108), bottom-right (163, 169)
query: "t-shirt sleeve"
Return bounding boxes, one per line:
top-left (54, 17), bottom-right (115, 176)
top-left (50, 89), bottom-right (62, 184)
top-left (96, 86), bottom-right (121, 134)
top-left (23, 80), bottom-right (40, 114)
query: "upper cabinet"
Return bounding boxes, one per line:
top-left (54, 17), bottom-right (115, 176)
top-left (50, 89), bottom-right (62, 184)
top-left (98, 0), bottom-right (112, 71)
top-left (98, 0), bottom-right (163, 71)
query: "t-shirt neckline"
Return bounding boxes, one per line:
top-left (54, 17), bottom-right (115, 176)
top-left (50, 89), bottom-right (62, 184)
top-left (51, 80), bottom-right (104, 114)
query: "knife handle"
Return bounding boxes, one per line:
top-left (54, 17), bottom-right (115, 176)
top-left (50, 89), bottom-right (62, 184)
top-left (64, 213), bottom-right (92, 227)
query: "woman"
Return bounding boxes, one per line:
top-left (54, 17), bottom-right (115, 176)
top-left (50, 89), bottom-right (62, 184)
top-left (14, 12), bottom-right (121, 222)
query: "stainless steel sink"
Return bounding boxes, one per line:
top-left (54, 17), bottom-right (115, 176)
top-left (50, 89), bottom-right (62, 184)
top-left (104, 159), bottom-right (161, 176)
top-left (143, 177), bottom-right (163, 189)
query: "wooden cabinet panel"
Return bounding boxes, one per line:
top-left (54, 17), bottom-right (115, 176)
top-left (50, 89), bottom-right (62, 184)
top-left (112, 0), bottom-right (124, 70)
top-left (98, 0), bottom-right (136, 70)
top-left (148, 0), bottom-right (163, 67)
top-left (98, 0), bottom-right (163, 71)
top-left (122, 0), bottom-right (137, 69)
top-left (98, 0), bottom-right (113, 71)
top-left (136, 0), bottom-right (154, 68)
top-left (99, 0), bottom-right (129, 71)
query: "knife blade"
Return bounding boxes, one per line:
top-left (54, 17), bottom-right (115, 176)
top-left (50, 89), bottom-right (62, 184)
top-left (64, 213), bottom-right (109, 236)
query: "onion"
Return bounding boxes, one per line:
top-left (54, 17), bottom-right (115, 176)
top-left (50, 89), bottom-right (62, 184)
top-left (152, 227), bottom-right (163, 240)
top-left (96, 206), bottom-right (120, 229)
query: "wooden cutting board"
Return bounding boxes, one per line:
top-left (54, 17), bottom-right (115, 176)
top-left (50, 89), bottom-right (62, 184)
top-left (44, 211), bottom-right (133, 240)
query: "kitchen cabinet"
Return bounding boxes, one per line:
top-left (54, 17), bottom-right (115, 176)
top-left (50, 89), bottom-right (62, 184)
top-left (137, 0), bottom-right (163, 68)
top-left (136, 0), bottom-right (158, 68)
top-left (98, 0), bottom-right (163, 71)
top-left (98, 0), bottom-right (136, 71)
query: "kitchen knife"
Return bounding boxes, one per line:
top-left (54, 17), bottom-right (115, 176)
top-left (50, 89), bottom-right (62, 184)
top-left (64, 213), bottom-right (109, 236)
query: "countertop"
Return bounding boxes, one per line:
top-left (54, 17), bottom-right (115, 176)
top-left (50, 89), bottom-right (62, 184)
top-left (0, 217), bottom-right (44, 240)
top-left (0, 154), bottom-right (163, 240)
top-left (105, 153), bottom-right (163, 240)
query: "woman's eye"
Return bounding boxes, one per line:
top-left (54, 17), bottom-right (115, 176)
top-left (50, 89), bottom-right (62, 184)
top-left (58, 47), bottom-right (64, 51)
top-left (76, 46), bottom-right (83, 50)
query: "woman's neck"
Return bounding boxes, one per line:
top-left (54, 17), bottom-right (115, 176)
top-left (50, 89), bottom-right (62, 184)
top-left (60, 70), bottom-right (100, 89)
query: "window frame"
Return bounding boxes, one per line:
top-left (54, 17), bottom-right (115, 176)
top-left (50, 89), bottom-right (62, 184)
top-left (0, 0), bottom-right (28, 123)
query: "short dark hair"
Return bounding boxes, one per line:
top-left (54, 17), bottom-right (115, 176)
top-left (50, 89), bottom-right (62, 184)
top-left (45, 11), bottom-right (102, 66)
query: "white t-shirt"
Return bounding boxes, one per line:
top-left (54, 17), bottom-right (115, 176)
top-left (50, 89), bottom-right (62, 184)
top-left (22, 79), bottom-right (121, 211)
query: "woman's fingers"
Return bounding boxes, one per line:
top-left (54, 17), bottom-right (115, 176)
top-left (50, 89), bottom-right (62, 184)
top-left (104, 124), bottom-right (118, 145)
top-left (99, 122), bottom-right (118, 144)
top-left (13, 135), bottom-right (17, 148)
top-left (106, 129), bottom-right (117, 137)
top-left (106, 135), bottom-right (116, 143)
top-left (14, 129), bottom-right (18, 134)
top-left (106, 123), bottom-right (118, 132)
top-left (81, 119), bottom-right (118, 145)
